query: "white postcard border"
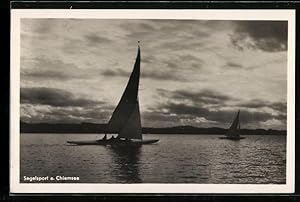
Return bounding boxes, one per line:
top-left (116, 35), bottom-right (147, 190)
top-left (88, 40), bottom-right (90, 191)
top-left (10, 9), bottom-right (295, 193)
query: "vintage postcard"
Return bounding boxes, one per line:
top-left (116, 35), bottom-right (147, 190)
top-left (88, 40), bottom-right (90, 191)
top-left (10, 9), bottom-right (295, 193)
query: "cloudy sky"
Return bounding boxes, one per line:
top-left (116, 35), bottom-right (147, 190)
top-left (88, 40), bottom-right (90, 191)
top-left (20, 19), bottom-right (288, 130)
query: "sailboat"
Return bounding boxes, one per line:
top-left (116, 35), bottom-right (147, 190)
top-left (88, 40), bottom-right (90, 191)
top-left (219, 110), bottom-right (245, 140)
top-left (67, 43), bottom-right (159, 146)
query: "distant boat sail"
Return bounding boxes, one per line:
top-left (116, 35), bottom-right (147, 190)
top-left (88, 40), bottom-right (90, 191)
top-left (67, 43), bottom-right (159, 145)
top-left (219, 110), bottom-right (245, 140)
top-left (226, 110), bottom-right (241, 138)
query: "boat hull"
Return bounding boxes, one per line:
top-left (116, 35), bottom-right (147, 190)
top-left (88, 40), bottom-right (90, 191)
top-left (66, 140), bottom-right (108, 145)
top-left (67, 139), bottom-right (159, 145)
top-left (219, 136), bottom-right (245, 140)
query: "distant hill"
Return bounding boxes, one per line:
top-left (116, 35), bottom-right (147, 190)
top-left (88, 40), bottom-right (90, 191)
top-left (20, 122), bottom-right (286, 135)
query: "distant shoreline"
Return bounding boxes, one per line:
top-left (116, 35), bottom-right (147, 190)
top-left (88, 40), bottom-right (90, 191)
top-left (20, 122), bottom-right (287, 136)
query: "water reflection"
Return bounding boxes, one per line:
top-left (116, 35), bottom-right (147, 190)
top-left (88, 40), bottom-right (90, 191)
top-left (225, 141), bottom-right (242, 158)
top-left (210, 140), bottom-right (243, 183)
top-left (108, 145), bottom-right (142, 183)
top-left (21, 134), bottom-right (286, 184)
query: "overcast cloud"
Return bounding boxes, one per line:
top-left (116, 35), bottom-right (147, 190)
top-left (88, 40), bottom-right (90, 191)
top-left (20, 19), bottom-right (288, 130)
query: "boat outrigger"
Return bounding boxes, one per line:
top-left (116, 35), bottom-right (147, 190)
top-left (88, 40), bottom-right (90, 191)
top-left (67, 43), bottom-right (159, 146)
top-left (219, 110), bottom-right (245, 140)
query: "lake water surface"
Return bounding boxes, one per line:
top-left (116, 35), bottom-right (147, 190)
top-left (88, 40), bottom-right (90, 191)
top-left (20, 133), bottom-right (286, 184)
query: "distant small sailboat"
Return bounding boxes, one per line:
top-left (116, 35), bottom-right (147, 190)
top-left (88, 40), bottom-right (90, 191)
top-left (219, 110), bottom-right (245, 140)
top-left (67, 43), bottom-right (159, 146)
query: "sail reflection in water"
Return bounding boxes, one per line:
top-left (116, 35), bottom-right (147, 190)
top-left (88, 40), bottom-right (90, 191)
top-left (108, 146), bottom-right (142, 183)
top-left (21, 133), bottom-right (286, 184)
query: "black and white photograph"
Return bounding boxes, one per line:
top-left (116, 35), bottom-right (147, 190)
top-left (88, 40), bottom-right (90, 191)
top-left (10, 9), bottom-right (295, 193)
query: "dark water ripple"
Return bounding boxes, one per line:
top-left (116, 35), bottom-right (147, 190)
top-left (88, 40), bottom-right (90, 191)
top-left (20, 134), bottom-right (286, 184)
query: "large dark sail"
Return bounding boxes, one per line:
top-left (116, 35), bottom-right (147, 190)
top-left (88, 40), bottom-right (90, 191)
top-left (226, 110), bottom-right (240, 138)
top-left (118, 101), bottom-right (142, 140)
top-left (106, 46), bottom-right (141, 138)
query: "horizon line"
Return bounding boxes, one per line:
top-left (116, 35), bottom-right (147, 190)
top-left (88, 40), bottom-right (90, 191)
top-left (20, 121), bottom-right (287, 131)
